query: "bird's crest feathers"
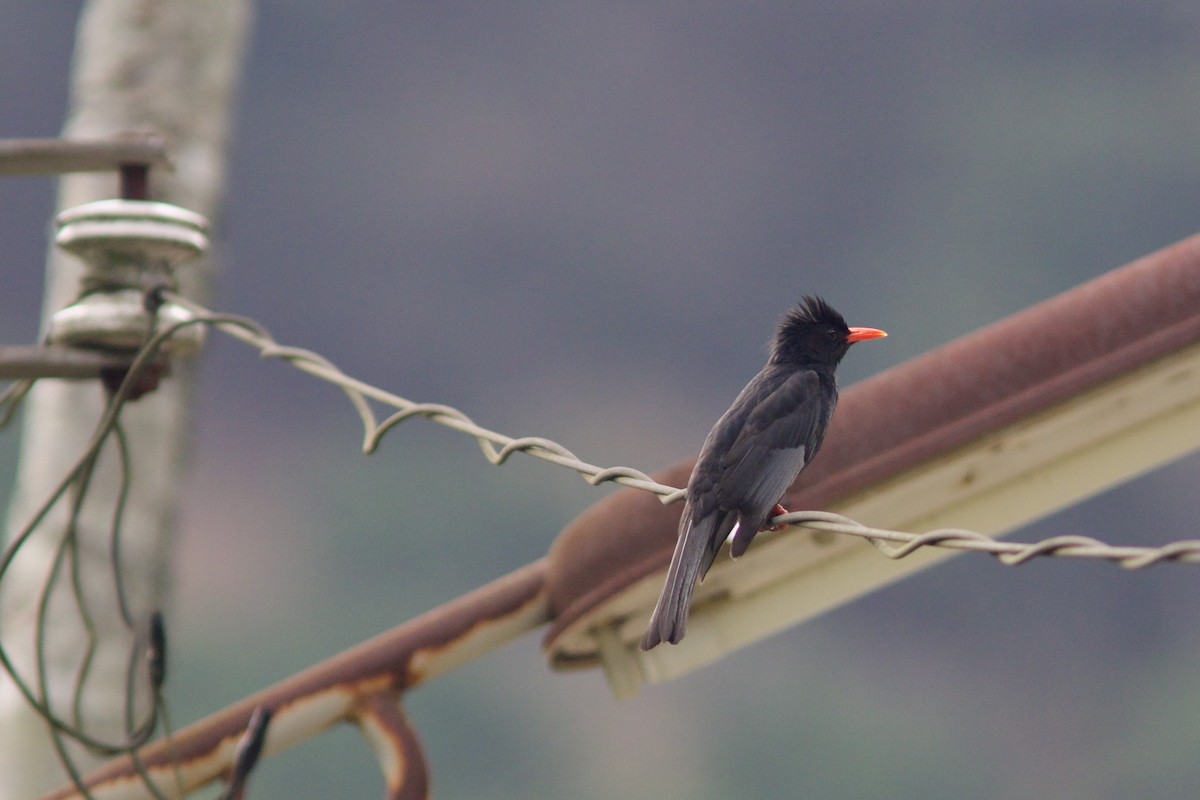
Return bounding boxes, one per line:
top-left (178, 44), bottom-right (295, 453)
top-left (770, 295), bottom-right (850, 364)
top-left (785, 295), bottom-right (846, 330)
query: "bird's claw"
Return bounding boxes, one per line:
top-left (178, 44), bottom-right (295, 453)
top-left (764, 503), bottom-right (790, 532)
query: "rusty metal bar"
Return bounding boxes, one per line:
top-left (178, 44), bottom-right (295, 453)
top-left (42, 560), bottom-right (547, 800)
top-left (354, 692), bottom-right (430, 800)
top-left (542, 232), bottom-right (1200, 682)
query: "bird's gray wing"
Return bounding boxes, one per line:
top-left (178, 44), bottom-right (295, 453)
top-left (717, 369), bottom-right (831, 554)
top-left (641, 368), bottom-right (833, 650)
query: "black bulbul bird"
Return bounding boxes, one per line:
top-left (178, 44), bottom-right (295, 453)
top-left (641, 296), bottom-right (886, 650)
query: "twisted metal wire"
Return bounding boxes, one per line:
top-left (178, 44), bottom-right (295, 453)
top-left (777, 511), bottom-right (1200, 569)
top-left (164, 292), bottom-right (1200, 572)
top-left (2, 291), bottom-right (1197, 800)
top-left (163, 293), bottom-right (686, 502)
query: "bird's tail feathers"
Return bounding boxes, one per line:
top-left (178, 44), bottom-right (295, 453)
top-left (640, 510), bottom-right (736, 650)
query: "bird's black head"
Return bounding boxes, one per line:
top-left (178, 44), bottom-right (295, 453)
top-left (770, 295), bottom-right (883, 367)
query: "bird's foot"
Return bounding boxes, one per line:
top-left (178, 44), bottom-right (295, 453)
top-left (763, 503), bottom-right (790, 532)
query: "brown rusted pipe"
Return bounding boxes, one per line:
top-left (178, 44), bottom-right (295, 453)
top-left (543, 233), bottom-right (1200, 658)
top-left (44, 560), bottom-right (547, 800)
top-left (354, 692), bottom-right (430, 800)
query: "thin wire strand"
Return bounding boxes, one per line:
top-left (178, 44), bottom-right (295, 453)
top-left (0, 316), bottom-right (173, 786)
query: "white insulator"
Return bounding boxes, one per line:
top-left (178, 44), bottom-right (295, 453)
top-left (48, 199), bottom-right (210, 356)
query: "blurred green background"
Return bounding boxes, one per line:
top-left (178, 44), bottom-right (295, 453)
top-left (3, 3), bottom-right (1200, 799)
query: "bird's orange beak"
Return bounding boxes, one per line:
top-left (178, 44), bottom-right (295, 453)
top-left (846, 327), bottom-right (887, 344)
